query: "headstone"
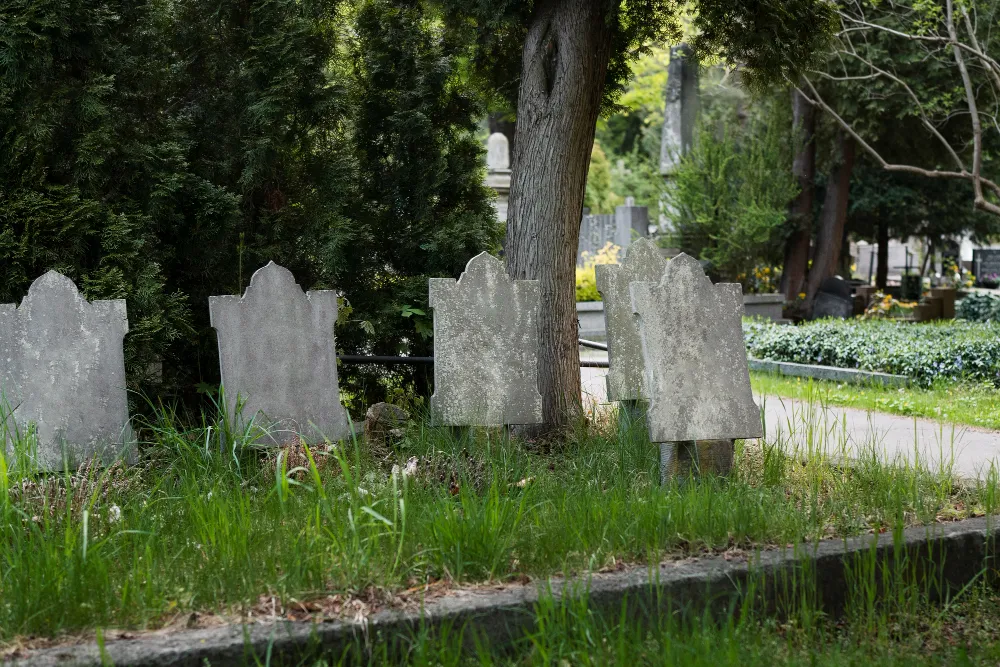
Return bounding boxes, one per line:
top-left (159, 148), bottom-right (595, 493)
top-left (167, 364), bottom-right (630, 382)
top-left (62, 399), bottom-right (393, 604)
top-left (812, 277), bottom-right (854, 319)
top-left (973, 248), bottom-right (1000, 281)
top-left (614, 200), bottom-right (649, 248)
top-left (429, 252), bottom-right (542, 426)
top-left (595, 238), bottom-right (666, 402)
top-left (0, 271), bottom-right (134, 471)
top-left (209, 262), bottom-right (349, 445)
top-left (485, 133), bottom-right (512, 222)
top-left (486, 133), bottom-right (510, 171)
top-left (630, 253), bottom-right (762, 443)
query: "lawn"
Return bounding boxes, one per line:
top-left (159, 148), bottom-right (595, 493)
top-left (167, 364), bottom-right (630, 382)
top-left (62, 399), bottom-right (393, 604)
top-left (1, 404), bottom-right (995, 650)
top-left (751, 372), bottom-right (1000, 430)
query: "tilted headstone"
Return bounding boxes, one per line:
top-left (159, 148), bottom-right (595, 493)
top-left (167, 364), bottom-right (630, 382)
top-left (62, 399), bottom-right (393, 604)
top-left (0, 271), bottom-right (134, 471)
top-left (429, 252), bottom-right (542, 426)
top-left (595, 238), bottom-right (666, 402)
top-left (209, 262), bottom-right (349, 445)
top-left (630, 253), bottom-right (762, 445)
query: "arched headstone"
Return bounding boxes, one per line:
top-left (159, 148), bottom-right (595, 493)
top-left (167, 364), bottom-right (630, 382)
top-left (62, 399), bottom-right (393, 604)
top-left (0, 271), bottom-right (134, 471)
top-left (210, 262), bottom-right (349, 444)
top-left (630, 253), bottom-right (762, 478)
top-left (429, 252), bottom-right (542, 426)
top-left (596, 238), bottom-right (666, 402)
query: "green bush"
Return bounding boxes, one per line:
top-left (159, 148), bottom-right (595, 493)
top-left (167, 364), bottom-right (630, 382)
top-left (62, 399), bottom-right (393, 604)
top-left (957, 292), bottom-right (1000, 322)
top-left (743, 318), bottom-right (1000, 386)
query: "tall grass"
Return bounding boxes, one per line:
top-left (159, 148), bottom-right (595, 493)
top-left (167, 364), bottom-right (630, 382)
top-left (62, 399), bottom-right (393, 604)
top-left (0, 397), bottom-right (995, 644)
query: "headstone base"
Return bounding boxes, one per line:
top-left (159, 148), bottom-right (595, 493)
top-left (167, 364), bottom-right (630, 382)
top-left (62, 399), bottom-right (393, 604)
top-left (659, 440), bottom-right (735, 483)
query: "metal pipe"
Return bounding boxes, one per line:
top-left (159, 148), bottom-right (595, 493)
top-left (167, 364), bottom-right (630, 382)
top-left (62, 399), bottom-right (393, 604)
top-left (579, 339), bottom-right (608, 351)
top-left (338, 352), bottom-right (610, 368)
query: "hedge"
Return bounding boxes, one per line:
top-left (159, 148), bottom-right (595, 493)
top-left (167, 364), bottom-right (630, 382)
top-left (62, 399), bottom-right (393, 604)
top-left (743, 318), bottom-right (1000, 386)
top-left (957, 292), bottom-right (1000, 322)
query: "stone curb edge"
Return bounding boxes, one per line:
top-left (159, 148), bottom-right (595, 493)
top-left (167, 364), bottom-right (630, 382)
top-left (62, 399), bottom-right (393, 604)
top-left (10, 516), bottom-right (998, 667)
top-left (748, 358), bottom-right (909, 386)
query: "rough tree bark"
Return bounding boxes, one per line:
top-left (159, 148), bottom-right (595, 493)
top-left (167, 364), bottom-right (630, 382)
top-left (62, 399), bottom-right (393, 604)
top-left (781, 87), bottom-right (816, 301)
top-left (506, 0), bottom-right (615, 432)
top-left (806, 131), bottom-right (856, 301)
top-left (876, 222), bottom-right (889, 288)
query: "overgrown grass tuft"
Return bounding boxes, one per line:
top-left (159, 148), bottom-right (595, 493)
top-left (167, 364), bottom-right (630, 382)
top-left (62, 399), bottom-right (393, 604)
top-left (1, 401), bottom-right (996, 645)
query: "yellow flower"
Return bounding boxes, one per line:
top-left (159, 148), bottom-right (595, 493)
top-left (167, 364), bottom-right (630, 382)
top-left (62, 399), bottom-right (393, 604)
top-left (798, 292), bottom-right (806, 300)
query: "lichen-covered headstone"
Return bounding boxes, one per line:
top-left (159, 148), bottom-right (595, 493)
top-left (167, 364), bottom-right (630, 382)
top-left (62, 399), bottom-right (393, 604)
top-left (209, 262), bottom-right (349, 444)
top-left (595, 237), bottom-right (666, 402)
top-left (0, 271), bottom-right (134, 471)
top-left (630, 253), bottom-right (762, 445)
top-left (429, 252), bottom-right (542, 426)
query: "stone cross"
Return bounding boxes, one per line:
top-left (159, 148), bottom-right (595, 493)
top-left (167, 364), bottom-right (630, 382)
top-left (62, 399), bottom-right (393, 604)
top-left (0, 271), bottom-right (134, 471)
top-left (630, 253), bottom-right (762, 480)
top-left (429, 252), bottom-right (542, 426)
top-left (595, 237), bottom-right (666, 402)
top-left (210, 262), bottom-right (350, 445)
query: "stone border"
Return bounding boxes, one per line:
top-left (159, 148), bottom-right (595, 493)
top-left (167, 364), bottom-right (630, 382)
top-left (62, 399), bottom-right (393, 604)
top-left (749, 358), bottom-right (909, 387)
top-left (10, 517), bottom-right (996, 667)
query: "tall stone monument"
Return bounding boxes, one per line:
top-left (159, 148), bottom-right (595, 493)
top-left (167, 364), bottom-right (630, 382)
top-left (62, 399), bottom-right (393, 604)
top-left (595, 237), bottom-right (666, 402)
top-left (659, 44), bottom-right (699, 177)
top-left (429, 252), bottom-right (542, 426)
top-left (210, 262), bottom-right (350, 444)
top-left (659, 44), bottom-right (699, 234)
top-left (0, 271), bottom-right (134, 471)
top-left (630, 253), bottom-right (762, 481)
top-left (485, 133), bottom-right (512, 223)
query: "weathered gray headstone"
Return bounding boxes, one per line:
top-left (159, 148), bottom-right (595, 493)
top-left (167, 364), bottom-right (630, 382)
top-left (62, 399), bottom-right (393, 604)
top-left (595, 237), bottom-right (666, 402)
top-left (485, 133), bottom-right (512, 222)
top-left (630, 253), bottom-right (762, 443)
top-left (613, 198), bottom-right (649, 248)
top-left (209, 262), bottom-right (349, 445)
top-left (429, 252), bottom-right (542, 426)
top-left (0, 271), bottom-right (134, 471)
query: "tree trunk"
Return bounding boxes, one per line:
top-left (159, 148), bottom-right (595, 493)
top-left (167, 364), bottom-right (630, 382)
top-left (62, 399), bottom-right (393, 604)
top-left (781, 87), bottom-right (816, 301)
top-left (806, 131), bottom-right (856, 301)
top-left (876, 222), bottom-right (889, 289)
top-left (506, 0), bottom-right (615, 433)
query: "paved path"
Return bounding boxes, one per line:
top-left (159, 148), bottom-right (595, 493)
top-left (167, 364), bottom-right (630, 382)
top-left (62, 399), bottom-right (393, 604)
top-left (581, 358), bottom-right (1000, 479)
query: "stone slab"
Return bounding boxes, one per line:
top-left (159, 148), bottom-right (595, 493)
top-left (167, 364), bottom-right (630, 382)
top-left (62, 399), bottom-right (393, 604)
top-left (429, 252), bottom-right (542, 426)
top-left (209, 262), bottom-right (349, 445)
top-left (13, 516), bottom-right (997, 666)
top-left (748, 358), bottom-right (909, 387)
top-left (595, 237), bottom-right (666, 402)
top-left (0, 271), bottom-right (134, 471)
top-left (630, 253), bottom-right (763, 442)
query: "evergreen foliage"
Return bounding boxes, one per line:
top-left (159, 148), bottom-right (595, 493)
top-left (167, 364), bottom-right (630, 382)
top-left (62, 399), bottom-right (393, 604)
top-left (0, 0), bottom-right (499, 405)
top-left (668, 100), bottom-right (799, 286)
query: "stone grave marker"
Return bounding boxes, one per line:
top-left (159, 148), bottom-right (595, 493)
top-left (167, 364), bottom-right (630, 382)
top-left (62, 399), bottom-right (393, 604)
top-left (630, 253), bottom-right (763, 480)
top-left (429, 252), bottom-right (542, 426)
top-left (210, 262), bottom-right (350, 445)
top-left (0, 271), bottom-right (135, 471)
top-left (595, 237), bottom-right (666, 402)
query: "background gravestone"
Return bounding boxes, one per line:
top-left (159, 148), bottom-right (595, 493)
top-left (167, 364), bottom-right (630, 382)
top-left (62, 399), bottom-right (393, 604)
top-left (812, 276), bottom-right (854, 320)
top-left (595, 237), bottom-right (666, 402)
top-left (429, 252), bottom-right (542, 426)
top-left (0, 271), bottom-right (134, 471)
top-left (210, 262), bottom-right (349, 445)
top-left (630, 253), bottom-right (762, 478)
top-left (973, 248), bottom-right (1000, 282)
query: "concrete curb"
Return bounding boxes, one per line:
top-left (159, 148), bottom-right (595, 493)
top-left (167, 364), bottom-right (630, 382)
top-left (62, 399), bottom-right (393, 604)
top-left (749, 358), bottom-right (909, 387)
top-left (10, 517), bottom-right (998, 667)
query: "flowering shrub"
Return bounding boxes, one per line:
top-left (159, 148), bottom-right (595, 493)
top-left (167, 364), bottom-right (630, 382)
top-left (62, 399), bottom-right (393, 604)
top-left (862, 292), bottom-right (917, 319)
top-left (743, 318), bottom-right (1000, 386)
top-left (576, 242), bottom-right (621, 302)
top-left (979, 273), bottom-right (1000, 289)
top-left (737, 265), bottom-right (781, 294)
